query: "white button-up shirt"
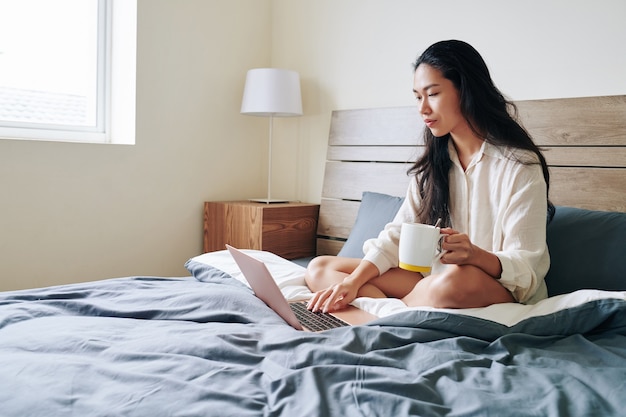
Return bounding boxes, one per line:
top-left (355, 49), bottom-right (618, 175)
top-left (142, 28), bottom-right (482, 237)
top-left (363, 140), bottom-right (549, 304)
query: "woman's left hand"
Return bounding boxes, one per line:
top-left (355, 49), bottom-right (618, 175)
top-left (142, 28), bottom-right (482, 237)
top-left (439, 228), bottom-right (475, 265)
top-left (439, 228), bottom-right (503, 279)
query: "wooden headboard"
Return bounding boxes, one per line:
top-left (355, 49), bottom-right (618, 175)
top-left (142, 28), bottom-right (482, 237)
top-left (316, 95), bottom-right (626, 256)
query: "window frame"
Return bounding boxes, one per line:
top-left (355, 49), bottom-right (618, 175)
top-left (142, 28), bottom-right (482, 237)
top-left (0, 0), bottom-right (136, 145)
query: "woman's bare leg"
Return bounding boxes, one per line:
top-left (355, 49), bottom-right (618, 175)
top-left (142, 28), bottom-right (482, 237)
top-left (306, 256), bottom-right (515, 309)
top-left (402, 265), bottom-right (515, 308)
top-left (305, 255), bottom-right (423, 299)
top-left (304, 256), bottom-right (359, 290)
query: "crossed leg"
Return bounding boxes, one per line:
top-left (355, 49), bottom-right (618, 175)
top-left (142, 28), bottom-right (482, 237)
top-left (305, 255), bottom-right (515, 309)
top-left (401, 264), bottom-right (515, 308)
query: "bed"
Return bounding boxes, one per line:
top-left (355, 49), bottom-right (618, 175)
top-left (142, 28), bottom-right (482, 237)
top-left (2, 95), bottom-right (625, 416)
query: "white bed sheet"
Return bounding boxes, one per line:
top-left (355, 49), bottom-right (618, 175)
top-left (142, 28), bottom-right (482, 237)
top-left (189, 250), bottom-right (626, 327)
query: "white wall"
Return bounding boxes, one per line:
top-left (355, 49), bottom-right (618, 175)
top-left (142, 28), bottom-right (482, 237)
top-left (1, 0), bottom-right (625, 291)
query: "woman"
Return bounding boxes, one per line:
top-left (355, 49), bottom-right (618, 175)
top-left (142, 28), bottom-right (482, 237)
top-left (306, 40), bottom-right (553, 313)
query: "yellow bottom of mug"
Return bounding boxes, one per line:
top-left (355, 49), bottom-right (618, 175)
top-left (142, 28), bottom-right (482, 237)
top-left (399, 262), bottom-right (432, 273)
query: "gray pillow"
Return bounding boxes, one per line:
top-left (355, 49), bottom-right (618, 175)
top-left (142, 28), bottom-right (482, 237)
top-left (545, 206), bottom-right (626, 296)
top-left (337, 192), bottom-right (404, 258)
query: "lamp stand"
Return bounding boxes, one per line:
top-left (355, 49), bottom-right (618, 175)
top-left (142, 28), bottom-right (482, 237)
top-left (249, 115), bottom-right (289, 204)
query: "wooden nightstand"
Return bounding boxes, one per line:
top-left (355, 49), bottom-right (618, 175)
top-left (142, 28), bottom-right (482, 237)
top-left (203, 201), bottom-right (320, 260)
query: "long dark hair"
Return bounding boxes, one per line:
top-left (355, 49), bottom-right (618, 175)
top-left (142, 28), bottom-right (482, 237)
top-left (409, 40), bottom-right (554, 226)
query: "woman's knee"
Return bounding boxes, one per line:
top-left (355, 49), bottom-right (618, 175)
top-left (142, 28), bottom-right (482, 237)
top-left (304, 255), bottom-right (359, 291)
top-left (425, 270), bottom-right (464, 308)
top-left (305, 256), bottom-right (339, 279)
top-left (304, 256), bottom-right (330, 286)
top-left (306, 255), bottom-right (330, 274)
top-left (429, 265), bottom-right (514, 308)
top-left (426, 265), bottom-right (497, 308)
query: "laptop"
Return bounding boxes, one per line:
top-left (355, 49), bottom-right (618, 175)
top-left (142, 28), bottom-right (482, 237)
top-left (226, 245), bottom-right (377, 332)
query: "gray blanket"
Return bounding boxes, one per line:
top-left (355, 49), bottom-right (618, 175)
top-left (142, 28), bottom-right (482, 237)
top-left (1, 266), bottom-right (625, 416)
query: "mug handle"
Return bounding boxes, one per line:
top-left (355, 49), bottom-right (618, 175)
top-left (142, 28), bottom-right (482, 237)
top-left (434, 233), bottom-right (447, 260)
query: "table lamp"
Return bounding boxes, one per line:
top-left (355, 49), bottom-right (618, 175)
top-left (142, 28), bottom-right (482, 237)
top-left (240, 68), bottom-right (303, 203)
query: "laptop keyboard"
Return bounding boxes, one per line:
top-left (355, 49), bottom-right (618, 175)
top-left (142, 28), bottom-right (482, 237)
top-left (290, 301), bottom-right (349, 331)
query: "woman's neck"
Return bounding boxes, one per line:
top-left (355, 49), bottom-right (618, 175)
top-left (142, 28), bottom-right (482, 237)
top-left (450, 128), bottom-right (484, 171)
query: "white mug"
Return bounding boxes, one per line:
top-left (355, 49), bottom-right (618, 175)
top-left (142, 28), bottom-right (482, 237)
top-left (398, 222), bottom-right (446, 273)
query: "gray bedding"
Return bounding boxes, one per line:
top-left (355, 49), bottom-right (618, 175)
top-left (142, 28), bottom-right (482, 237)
top-left (1, 266), bottom-right (625, 416)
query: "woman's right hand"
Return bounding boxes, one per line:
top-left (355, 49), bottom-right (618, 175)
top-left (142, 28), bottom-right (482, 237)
top-left (307, 278), bottom-right (360, 313)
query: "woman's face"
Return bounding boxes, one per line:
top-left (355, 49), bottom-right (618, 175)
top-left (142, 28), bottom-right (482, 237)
top-left (413, 64), bottom-right (469, 139)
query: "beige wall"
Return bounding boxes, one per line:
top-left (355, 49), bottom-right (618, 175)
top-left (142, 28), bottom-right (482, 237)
top-left (271, 0), bottom-right (626, 206)
top-left (0, 0), bottom-right (272, 290)
top-left (1, 0), bottom-right (625, 291)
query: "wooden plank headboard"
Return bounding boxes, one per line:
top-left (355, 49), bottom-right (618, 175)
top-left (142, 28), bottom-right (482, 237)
top-left (317, 95), bottom-right (626, 256)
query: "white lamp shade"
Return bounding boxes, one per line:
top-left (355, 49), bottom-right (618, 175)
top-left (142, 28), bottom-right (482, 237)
top-left (240, 68), bottom-right (303, 117)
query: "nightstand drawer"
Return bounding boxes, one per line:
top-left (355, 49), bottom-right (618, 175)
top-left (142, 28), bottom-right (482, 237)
top-left (203, 201), bottom-right (320, 259)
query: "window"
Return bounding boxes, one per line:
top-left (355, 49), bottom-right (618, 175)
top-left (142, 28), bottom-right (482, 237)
top-left (0, 0), bottom-right (136, 144)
